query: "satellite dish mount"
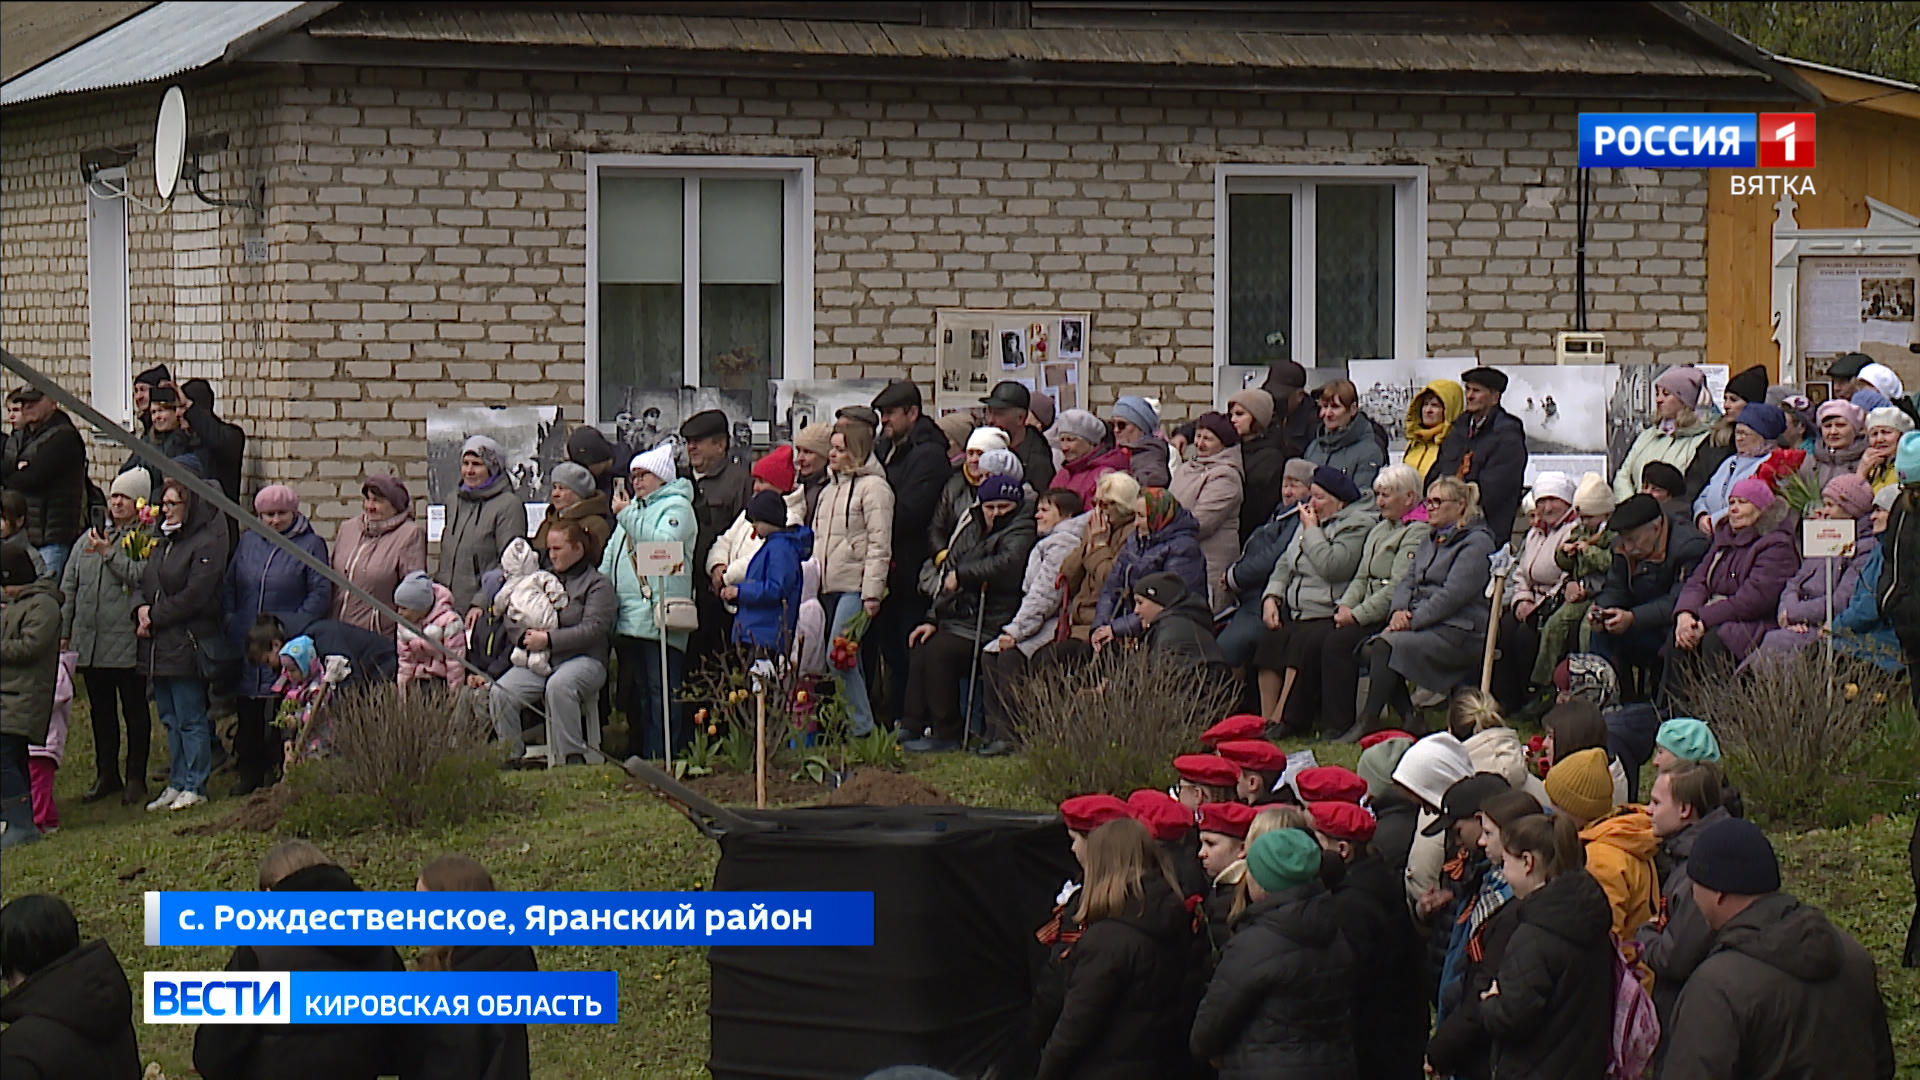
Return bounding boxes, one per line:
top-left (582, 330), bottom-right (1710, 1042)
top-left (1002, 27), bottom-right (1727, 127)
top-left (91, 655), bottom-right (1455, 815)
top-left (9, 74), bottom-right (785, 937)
top-left (154, 86), bottom-right (262, 215)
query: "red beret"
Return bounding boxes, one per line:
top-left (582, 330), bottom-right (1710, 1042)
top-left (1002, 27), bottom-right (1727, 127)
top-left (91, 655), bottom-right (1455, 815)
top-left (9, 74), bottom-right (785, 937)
top-left (1059, 794), bottom-right (1133, 834)
top-left (1173, 754), bottom-right (1243, 787)
top-left (1197, 801), bottom-right (1258, 839)
top-left (1201, 714), bottom-right (1266, 746)
top-left (1126, 789), bottom-right (1196, 841)
top-left (1358, 729), bottom-right (1418, 750)
top-left (1214, 739), bottom-right (1286, 774)
top-left (1309, 801), bottom-right (1377, 843)
top-left (1295, 765), bottom-right (1368, 805)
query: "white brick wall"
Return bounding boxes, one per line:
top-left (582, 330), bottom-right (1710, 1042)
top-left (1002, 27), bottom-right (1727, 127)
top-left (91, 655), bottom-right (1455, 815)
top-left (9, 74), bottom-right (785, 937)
top-left (3, 68), bottom-right (1708, 532)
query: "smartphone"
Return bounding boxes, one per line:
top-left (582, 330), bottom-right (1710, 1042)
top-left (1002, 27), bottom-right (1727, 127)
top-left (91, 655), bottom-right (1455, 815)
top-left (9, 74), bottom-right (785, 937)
top-left (91, 504), bottom-right (107, 535)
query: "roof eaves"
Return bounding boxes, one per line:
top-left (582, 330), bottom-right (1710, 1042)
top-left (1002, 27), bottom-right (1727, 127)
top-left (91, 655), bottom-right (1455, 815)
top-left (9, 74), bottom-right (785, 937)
top-left (1644, 1), bottom-right (1825, 105)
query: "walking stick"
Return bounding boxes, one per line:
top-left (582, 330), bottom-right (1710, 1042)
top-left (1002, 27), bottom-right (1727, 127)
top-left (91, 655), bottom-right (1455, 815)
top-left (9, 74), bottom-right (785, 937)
top-left (1480, 565), bottom-right (1512, 694)
top-left (962, 584), bottom-right (988, 750)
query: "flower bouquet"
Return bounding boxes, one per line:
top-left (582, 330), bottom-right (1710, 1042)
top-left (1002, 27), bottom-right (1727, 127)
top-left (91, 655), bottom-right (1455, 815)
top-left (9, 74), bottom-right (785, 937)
top-left (118, 499), bottom-right (160, 560)
top-left (828, 607), bottom-right (870, 673)
top-left (1754, 447), bottom-right (1819, 516)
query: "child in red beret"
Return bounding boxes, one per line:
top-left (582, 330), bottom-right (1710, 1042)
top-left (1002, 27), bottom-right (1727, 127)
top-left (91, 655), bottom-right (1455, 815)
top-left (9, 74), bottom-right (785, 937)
top-left (1129, 788), bottom-right (1210, 901)
top-left (1200, 713), bottom-right (1266, 747)
top-left (1213, 739), bottom-right (1288, 805)
top-left (1173, 754), bottom-right (1242, 810)
top-left (1197, 801), bottom-right (1259, 954)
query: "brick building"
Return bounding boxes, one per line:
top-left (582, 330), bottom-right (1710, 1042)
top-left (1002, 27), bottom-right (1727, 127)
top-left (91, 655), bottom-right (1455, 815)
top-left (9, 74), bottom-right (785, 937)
top-left (2, 1), bottom-right (1822, 532)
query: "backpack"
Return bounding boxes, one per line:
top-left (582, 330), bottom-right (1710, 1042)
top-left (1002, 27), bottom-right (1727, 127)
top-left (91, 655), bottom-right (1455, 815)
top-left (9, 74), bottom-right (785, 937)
top-left (1608, 934), bottom-right (1660, 1080)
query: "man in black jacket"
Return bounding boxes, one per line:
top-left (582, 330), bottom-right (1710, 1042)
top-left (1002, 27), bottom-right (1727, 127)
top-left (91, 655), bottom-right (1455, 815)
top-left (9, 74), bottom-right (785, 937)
top-left (120, 386), bottom-right (204, 494)
top-left (982, 381), bottom-right (1056, 489)
top-left (1588, 495), bottom-right (1709, 702)
top-left (1425, 367), bottom-right (1529, 541)
top-left (681, 409), bottom-right (753, 675)
top-left (1, 387), bottom-right (89, 578)
top-left (180, 379), bottom-right (246, 504)
top-left (0, 894), bottom-right (143, 1080)
top-left (1262, 359), bottom-right (1322, 459)
top-left (245, 611), bottom-right (400, 689)
top-left (902, 475), bottom-right (1036, 751)
top-left (1311, 800), bottom-right (1428, 1080)
top-left (1132, 572), bottom-right (1227, 671)
top-left (873, 379), bottom-right (954, 721)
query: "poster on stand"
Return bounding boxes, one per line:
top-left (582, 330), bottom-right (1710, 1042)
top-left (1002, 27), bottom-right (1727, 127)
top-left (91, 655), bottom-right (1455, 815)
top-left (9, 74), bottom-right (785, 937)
top-left (937, 309), bottom-right (1090, 418)
top-left (425, 405), bottom-right (565, 541)
top-left (1799, 255), bottom-right (1920, 388)
top-left (770, 379), bottom-right (892, 445)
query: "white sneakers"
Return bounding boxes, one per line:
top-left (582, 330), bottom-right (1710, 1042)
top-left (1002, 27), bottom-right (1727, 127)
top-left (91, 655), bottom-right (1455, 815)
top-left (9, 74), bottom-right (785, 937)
top-left (145, 788), bottom-right (207, 812)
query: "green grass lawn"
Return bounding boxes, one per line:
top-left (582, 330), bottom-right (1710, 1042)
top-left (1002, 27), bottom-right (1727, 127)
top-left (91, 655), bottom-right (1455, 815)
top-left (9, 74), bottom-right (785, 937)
top-left (3, 705), bottom-right (1915, 1077)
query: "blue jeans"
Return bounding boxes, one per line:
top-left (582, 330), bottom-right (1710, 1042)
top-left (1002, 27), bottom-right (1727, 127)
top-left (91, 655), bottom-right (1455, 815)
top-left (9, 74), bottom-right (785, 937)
top-left (613, 635), bottom-right (685, 761)
top-left (154, 677), bottom-right (213, 795)
top-left (36, 542), bottom-right (69, 581)
top-left (822, 592), bottom-right (875, 736)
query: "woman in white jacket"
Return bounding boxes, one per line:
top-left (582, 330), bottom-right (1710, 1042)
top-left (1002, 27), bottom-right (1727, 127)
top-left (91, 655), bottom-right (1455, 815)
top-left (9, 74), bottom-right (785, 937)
top-left (810, 421), bottom-right (894, 737)
top-left (978, 489), bottom-right (1089, 755)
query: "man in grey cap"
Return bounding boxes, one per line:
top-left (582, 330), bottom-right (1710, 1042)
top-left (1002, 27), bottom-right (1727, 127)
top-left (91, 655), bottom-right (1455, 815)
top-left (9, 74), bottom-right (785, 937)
top-left (681, 409), bottom-right (753, 669)
top-left (872, 380), bottom-right (954, 719)
top-left (981, 381), bottom-right (1056, 489)
top-left (1826, 352), bottom-right (1873, 402)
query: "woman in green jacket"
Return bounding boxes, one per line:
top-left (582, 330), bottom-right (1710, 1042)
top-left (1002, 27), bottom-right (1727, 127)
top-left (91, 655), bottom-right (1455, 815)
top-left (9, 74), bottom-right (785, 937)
top-left (1613, 366), bottom-right (1713, 504)
top-left (1322, 464), bottom-right (1432, 741)
top-left (602, 445), bottom-right (697, 761)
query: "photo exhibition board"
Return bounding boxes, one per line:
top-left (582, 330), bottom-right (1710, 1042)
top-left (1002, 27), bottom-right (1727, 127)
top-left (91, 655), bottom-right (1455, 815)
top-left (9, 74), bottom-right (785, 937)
top-left (1797, 255), bottom-right (1920, 393)
top-left (936, 309), bottom-right (1090, 418)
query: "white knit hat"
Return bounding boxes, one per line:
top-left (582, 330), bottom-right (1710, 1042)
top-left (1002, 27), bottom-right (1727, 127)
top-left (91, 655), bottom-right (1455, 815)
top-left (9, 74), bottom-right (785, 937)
top-left (1573, 472), bottom-right (1615, 517)
top-left (1867, 406), bottom-right (1915, 434)
top-left (1391, 732), bottom-right (1475, 809)
top-left (966, 427), bottom-right (1010, 454)
top-left (630, 443), bottom-right (677, 484)
top-left (1531, 471), bottom-right (1576, 506)
top-left (109, 469), bottom-right (151, 503)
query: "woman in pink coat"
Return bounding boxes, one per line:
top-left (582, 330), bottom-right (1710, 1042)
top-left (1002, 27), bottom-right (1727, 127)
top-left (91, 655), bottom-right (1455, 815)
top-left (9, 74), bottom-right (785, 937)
top-left (332, 473), bottom-right (427, 635)
top-left (1050, 409), bottom-right (1132, 510)
top-left (1673, 477), bottom-right (1801, 666)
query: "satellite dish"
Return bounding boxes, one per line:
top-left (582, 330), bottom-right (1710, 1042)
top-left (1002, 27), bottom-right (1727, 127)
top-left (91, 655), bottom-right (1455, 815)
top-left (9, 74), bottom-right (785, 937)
top-left (155, 87), bottom-right (187, 202)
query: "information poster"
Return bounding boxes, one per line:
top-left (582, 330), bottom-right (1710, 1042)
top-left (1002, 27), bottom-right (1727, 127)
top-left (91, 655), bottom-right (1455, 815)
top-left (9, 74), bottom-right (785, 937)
top-left (1799, 255), bottom-right (1920, 387)
top-left (936, 309), bottom-right (1090, 417)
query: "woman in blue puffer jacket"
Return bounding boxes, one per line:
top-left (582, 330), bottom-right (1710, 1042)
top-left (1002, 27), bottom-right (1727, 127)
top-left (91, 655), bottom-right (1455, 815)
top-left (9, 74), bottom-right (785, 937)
top-left (1092, 487), bottom-right (1208, 646)
top-left (222, 485), bottom-right (331, 796)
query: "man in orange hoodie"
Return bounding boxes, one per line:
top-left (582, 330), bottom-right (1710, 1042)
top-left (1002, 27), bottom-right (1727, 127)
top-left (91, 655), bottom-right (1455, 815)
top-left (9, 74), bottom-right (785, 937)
top-left (1545, 746), bottom-right (1660, 941)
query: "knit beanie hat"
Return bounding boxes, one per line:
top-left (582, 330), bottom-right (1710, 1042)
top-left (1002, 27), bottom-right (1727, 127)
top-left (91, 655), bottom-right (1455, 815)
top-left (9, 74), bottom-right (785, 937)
top-left (1728, 477), bottom-right (1776, 513)
top-left (551, 461), bottom-right (596, 499)
top-left (1543, 747), bottom-right (1614, 821)
top-left (1817, 398), bottom-right (1865, 432)
top-left (1900, 431), bottom-right (1920, 485)
top-left (1283, 457), bottom-right (1317, 485)
top-left (794, 421), bottom-right (836, 456)
top-left (746, 490), bottom-right (789, 527)
top-left (1654, 365), bottom-right (1707, 408)
top-left (978, 448), bottom-right (1024, 482)
top-left (752, 444), bottom-right (797, 493)
top-left (1725, 365), bottom-right (1769, 407)
top-left (1655, 717), bottom-right (1722, 763)
top-left (1876, 483), bottom-right (1901, 512)
top-left (1111, 396), bottom-right (1160, 435)
top-left (1823, 473), bottom-right (1874, 519)
top-left (1734, 402), bottom-right (1787, 442)
top-left (1573, 473), bottom-right (1615, 517)
top-left (1054, 409), bottom-right (1106, 446)
top-left (1531, 471), bottom-right (1576, 507)
top-left (1390, 732), bottom-right (1475, 809)
top-left (253, 484), bottom-right (299, 514)
top-left (1860, 362), bottom-right (1905, 401)
top-left (109, 469), bottom-right (151, 503)
top-left (966, 427), bottom-right (1010, 454)
top-left (1245, 828), bottom-right (1322, 893)
top-left (630, 443), bottom-right (677, 485)
top-left (393, 570), bottom-right (436, 613)
top-left (1356, 737), bottom-right (1416, 800)
top-left (1192, 411), bottom-right (1239, 449)
top-left (1228, 388), bottom-right (1276, 429)
top-left (978, 475), bottom-right (1023, 504)
top-left (1028, 392), bottom-right (1056, 431)
top-left (1686, 818), bottom-right (1781, 895)
top-left (1867, 406), bottom-right (1915, 434)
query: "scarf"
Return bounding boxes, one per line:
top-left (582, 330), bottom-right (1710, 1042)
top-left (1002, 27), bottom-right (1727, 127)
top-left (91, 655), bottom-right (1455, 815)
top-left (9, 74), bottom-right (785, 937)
top-left (1407, 417), bottom-right (1451, 446)
top-left (359, 506), bottom-right (412, 539)
top-left (161, 518), bottom-right (183, 535)
top-left (1141, 487), bottom-right (1180, 534)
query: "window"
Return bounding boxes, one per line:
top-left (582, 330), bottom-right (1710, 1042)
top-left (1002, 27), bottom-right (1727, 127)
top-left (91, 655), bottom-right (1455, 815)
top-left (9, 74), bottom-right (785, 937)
top-left (588, 156), bottom-right (813, 424)
top-left (86, 170), bottom-right (131, 426)
top-left (1215, 166), bottom-right (1426, 373)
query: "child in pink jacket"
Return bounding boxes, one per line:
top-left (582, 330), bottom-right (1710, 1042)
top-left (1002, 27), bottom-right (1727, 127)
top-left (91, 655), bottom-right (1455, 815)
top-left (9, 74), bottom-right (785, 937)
top-left (393, 571), bottom-right (467, 692)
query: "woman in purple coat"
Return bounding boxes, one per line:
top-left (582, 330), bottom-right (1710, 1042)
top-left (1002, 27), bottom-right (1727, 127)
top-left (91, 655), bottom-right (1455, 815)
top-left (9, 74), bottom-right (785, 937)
top-left (1672, 477), bottom-right (1800, 667)
top-left (1750, 473), bottom-right (1877, 664)
top-left (223, 485), bottom-right (332, 796)
top-left (1091, 487), bottom-right (1208, 645)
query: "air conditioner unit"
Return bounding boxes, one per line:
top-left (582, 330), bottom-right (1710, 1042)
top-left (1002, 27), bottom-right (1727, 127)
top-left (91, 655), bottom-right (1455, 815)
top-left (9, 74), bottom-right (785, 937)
top-left (1557, 331), bottom-right (1607, 364)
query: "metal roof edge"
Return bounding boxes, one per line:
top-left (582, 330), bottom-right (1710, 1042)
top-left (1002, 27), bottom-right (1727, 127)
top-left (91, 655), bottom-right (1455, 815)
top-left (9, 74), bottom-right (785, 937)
top-left (1645, 2), bottom-right (1826, 105)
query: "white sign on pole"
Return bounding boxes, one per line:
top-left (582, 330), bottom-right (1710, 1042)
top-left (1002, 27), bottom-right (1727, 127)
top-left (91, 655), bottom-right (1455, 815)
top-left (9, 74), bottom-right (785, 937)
top-left (1802, 518), bottom-right (1856, 559)
top-left (629, 540), bottom-right (687, 577)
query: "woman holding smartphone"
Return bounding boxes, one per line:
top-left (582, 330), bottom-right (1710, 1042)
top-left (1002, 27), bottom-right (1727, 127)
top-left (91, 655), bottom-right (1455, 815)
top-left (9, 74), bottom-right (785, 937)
top-left (59, 470), bottom-right (158, 806)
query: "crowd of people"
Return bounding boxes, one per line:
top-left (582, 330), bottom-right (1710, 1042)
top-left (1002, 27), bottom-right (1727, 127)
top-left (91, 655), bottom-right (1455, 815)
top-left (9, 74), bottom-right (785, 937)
top-left (1029, 707), bottom-right (1900, 1080)
top-left (0, 846), bottom-right (534, 1080)
top-left (8, 353), bottom-right (1920, 847)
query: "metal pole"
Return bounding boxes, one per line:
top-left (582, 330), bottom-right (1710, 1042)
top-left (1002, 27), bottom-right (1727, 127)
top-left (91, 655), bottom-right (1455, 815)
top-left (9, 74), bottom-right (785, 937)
top-left (754, 683), bottom-right (768, 809)
top-left (660, 630), bottom-right (673, 764)
top-left (963, 585), bottom-right (988, 749)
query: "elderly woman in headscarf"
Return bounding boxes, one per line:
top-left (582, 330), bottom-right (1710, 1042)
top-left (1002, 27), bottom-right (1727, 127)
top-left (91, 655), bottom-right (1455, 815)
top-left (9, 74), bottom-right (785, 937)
top-left (1047, 470), bottom-right (1141, 667)
top-left (1692, 402), bottom-right (1785, 535)
top-left (331, 474), bottom-right (427, 636)
top-left (1811, 399), bottom-right (1869, 488)
top-left (1751, 473), bottom-right (1877, 665)
top-left (1091, 487), bottom-right (1207, 648)
top-left (1051, 409), bottom-right (1130, 510)
top-left (436, 435), bottom-right (527, 628)
top-left (1861, 406), bottom-right (1915, 493)
top-left (1168, 411), bottom-right (1246, 611)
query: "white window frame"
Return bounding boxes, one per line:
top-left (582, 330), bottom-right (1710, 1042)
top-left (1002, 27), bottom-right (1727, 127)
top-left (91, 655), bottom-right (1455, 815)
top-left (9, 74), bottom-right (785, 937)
top-left (585, 154), bottom-right (815, 422)
top-left (1213, 164), bottom-right (1428, 373)
top-left (86, 168), bottom-right (132, 426)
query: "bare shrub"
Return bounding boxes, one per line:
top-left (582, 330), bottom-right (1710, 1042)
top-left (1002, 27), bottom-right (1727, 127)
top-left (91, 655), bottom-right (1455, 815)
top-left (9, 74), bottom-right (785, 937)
top-left (1669, 643), bottom-right (1912, 826)
top-left (1009, 649), bottom-right (1240, 803)
top-left (282, 684), bottom-right (527, 836)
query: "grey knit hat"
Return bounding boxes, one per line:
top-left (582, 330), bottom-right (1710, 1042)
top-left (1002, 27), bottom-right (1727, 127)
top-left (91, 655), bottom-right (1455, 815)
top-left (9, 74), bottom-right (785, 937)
top-left (552, 461), bottom-right (596, 498)
top-left (394, 571), bottom-right (436, 613)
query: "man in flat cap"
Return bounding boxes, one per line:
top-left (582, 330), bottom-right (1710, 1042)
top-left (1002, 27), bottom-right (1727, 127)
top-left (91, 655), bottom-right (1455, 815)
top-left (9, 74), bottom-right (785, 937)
top-left (1425, 367), bottom-right (1530, 540)
top-left (1587, 494), bottom-right (1709, 701)
top-left (871, 380), bottom-right (954, 718)
top-left (981, 381), bottom-right (1056, 489)
top-left (681, 409), bottom-right (754, 667)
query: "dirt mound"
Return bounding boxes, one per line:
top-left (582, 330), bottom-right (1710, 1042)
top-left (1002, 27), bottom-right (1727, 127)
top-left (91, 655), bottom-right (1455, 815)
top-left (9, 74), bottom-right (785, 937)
top-left (676, 770), bottom-right (823, 808)
top-left (179, 786), bottom-right (298, 836)
top-left (819, 769), bottom-right (952, 807)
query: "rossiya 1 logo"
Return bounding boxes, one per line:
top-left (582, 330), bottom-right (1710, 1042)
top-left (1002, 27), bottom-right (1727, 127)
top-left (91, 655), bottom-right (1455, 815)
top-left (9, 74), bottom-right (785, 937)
top-left (1578, 112), bottom-right (1816, 196)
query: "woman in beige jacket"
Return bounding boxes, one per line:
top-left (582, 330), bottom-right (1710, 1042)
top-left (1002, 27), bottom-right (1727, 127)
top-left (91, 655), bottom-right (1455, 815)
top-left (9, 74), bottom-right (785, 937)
top-left (1167, 412), bottom-right (1245, 611)
top-left (331, 473), bottom-right (427, 636)
top-left (810, 420), bottom-right (894, 737)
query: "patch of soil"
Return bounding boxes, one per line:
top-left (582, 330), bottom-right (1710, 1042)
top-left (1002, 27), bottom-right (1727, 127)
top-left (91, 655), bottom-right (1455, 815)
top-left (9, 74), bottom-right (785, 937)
top-left (819, 769), bottom-right (952, 807)
top-left (667, 770), bottom-right (825, 808)
top-left (179, 786), bottom-right (299, 836)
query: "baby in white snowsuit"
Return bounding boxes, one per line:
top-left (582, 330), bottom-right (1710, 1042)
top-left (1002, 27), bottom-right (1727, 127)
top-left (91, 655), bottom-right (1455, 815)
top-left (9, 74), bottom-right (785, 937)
top-left (495, 537), bottom-right (568, 676)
